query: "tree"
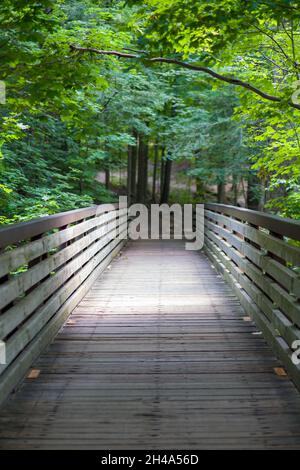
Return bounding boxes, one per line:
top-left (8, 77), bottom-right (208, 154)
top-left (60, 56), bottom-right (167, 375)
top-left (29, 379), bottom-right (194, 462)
top-left (69, 0), bottom-right (300, 215)
top-left (0, 0), bottom-right (299, 222)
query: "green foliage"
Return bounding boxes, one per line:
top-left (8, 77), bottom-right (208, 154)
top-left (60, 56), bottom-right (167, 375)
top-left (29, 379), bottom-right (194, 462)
top-left (0, 0), bottom-right (299, 223)
top-left (0, 0), bottom-right (128, 225)
top-left (131, 0), bottom-right (300, 215)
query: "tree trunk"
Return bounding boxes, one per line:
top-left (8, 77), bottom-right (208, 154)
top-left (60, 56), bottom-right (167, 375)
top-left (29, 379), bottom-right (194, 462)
top-left (127, 145), bottom-right (133, 205)
top-left (196, 178), bottom-right (205, 201)
top-left (160, 157), bottom-right (172, 204)
top-left (105, 169), bottom-right (110, 190)
top-left (152, 143), bottom-right (159, 202)
top-left (231, 177), bottom-right (238, 206)
top-left (247, 173), bottom-right (261, 210)
top-left (127, 138), bottom-right (138, 205)
top-left (217, 182), bottom-right (226, 204)
top-left (160, 152), bottom-right (165, 202)
top-left (131, 130), bottom-right (138, 203)
top-left (259, 179), bottom-right (267, 211)
top-left (79, 176), bottom-right (83, 194)
top-left (137, 135), bottom-right (149, 204)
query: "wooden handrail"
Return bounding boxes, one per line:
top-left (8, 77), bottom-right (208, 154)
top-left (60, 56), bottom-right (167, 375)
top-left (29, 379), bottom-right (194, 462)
top-left (0, 203), bottom-right (118, 249)
top-left (204, 203), bottom-right (300, 391)
top-left (205, 203), bottom-right (300, 241)
top-left (0, 203), bottom-right (127, 407)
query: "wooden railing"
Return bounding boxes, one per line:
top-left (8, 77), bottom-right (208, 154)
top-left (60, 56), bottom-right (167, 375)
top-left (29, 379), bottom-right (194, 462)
top-left (0, 204), bottom-right (127, 406)
top-left (204, 203), bottom-right (300, 389)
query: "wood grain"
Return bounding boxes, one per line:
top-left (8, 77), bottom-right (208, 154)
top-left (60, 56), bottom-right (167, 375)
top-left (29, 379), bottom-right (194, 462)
top-left (0, 208), bottom-right (126, 406)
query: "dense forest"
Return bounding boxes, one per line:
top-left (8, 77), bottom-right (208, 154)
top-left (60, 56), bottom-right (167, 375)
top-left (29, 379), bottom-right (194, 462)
top-left (0, 0), bottom-right (300, 224)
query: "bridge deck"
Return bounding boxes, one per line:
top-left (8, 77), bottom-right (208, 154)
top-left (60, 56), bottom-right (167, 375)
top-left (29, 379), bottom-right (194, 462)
top-left (0, 240), bottom-right (300, 449)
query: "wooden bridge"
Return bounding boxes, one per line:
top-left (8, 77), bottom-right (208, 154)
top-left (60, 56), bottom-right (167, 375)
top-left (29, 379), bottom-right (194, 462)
top-left (0, 203), bottom-right (299, 449)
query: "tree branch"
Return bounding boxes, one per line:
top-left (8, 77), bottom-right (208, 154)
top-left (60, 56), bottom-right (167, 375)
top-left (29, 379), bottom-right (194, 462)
top-left (259, 52), bottom-right (290, 74)
top-left (251, 23), bottom-right (291, 62)
top-left (70, 46), bottom-right (137, 59)
top-left (69, 45), bottom-right (300, 110)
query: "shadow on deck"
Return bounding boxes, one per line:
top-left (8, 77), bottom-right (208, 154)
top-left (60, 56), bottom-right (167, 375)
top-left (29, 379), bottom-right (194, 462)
top-left (1, 240), bottom-right (300, 449)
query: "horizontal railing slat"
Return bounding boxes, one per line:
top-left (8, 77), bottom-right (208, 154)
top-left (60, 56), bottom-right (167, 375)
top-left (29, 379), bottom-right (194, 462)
top-left (0, 203), bottom-right (127, 407)
top-left (205, 209), bottom-right (300, 265)
top-left (0, 210), bottom-right (125, 310)
top-left (0, 204), bottom-right (118, 249)
top-left (205, 218), bottom-right (300, 297)
top-left (205, 203), bottom-right (300, 241)
top-left (0, 236), bottom-right (124, 406)
top-left (206, 228), bottom-right (300, 325)
top-left (0, 210), bottom-right (118, 278)
top-left (204, 203), bottom-right (300, 392)
top-left (0, 215), bottom-right (126, 340)
top-left (0, 224), bottom-right (127, 377)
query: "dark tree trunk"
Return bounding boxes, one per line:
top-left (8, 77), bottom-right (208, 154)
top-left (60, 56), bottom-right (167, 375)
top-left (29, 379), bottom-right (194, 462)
top-left (79, 177), bottom-right (83, 194)
top-left (127, 133), bottom-right (138, 206)
top-left (160, 155), bottom-right (165, 202)
top-left (231, 177), bottom-right (238, 206)
top-left (234, 184), bottom-right (238, 206)
top-left (127, 145), bottom-right (133, 205)
top-left (152, 143), bottom-right (159, 202)
top-left (160, 157), bottom-right (172, 204)
top-left (137, 135), bottom-right (149, 204)
top-left (217, 182), bottom-right (226, 204)
top-left (142, 141), bottom-right (149, 203)
top-left (131, 132), bottom-right (138, 203)
top-left (247, 173), bottom-right (262, 210)
top-left (196, 178), bottom-right (205, 200)
top-left (105, 169), bottom-right (110, 190)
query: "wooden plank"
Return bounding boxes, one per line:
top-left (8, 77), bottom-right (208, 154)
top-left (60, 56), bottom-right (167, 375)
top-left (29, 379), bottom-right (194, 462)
top-left (205, 217), bottom-right (300, 298)
top-left (0, 203), bottom-right (120, 249)
top-left (205, 227), bottom-right (300, 326)
top-left (0, 237), bottom-right (125, 406)
top-left (0, 233), bottom-right (126, 376)
top-left (205, 236), bottom-right (300, 345)
top-left (0, 211), bottom-right (125, 309)
top-left (0, 219), bottom-right (127, 340)
top-left (204, 240), bottom-right (300, 391)
top-left (205, 203), bottom-right (300, 241)
top-left (205, 209), bottom-right (300, 265)
top-left (0, 214), bottom-right (98, 279)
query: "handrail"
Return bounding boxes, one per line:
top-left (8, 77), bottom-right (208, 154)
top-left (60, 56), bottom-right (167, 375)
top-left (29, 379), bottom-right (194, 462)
top-left (205, 203), bottom-right (300, 241)
top-left (0, 203), bottom-right (127, 407)
top-left (0, 203), bottom-right (118, 249)
top-left (204, 203), bottom-right (300, 391)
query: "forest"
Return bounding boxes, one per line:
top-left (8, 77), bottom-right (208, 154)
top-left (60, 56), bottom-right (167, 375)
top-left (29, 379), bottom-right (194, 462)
top-left (0, 0), bottom-right (300, 224)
